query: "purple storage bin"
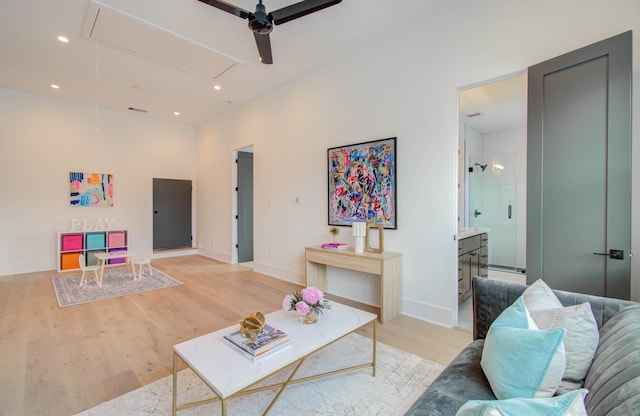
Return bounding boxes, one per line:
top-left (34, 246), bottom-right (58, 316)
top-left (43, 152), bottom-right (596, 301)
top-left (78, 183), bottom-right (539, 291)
top-left (108, 248), bottom-right (126, 264)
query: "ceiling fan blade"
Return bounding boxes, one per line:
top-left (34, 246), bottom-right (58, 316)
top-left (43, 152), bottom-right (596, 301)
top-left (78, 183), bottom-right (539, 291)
top-left (253, 32), bottom-right (273, 64)
top-left (197, 0), bottom-right (250, 19)
top-left (270, 0), bottom-right (342, 25)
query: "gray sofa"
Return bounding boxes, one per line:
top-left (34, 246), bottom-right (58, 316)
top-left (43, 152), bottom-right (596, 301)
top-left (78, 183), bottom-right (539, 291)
top-left (405, 276), bottom-right (640, 415)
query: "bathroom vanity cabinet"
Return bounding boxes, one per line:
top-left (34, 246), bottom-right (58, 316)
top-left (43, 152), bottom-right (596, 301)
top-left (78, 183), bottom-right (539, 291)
top-left (458, 231), bottom-right (488, 303)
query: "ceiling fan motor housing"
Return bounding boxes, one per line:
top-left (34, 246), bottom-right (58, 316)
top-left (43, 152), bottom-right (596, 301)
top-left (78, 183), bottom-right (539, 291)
top-left (248, 3), bottom-right (273, 34)
top-left (199, 0), bottom-right (343, 64)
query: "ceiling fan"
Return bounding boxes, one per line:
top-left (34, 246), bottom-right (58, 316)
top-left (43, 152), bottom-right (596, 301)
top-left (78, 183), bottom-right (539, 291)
top-left (198, 0), bottom-right (342, 64)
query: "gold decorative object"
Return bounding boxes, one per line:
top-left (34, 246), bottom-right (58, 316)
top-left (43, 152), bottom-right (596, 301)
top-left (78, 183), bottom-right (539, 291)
top-left (365, 221), bottom-right (384, 253)
top-left (329, 226), bottom-right (340, 243)
top-left (239, 312), bottom-right (266, 339)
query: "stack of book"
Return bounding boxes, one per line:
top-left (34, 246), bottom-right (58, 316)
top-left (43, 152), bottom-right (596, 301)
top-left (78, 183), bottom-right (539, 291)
top-left (223, 324), bottom-right (290, 362)
top-left (321, 243), bottom-right (350, 250)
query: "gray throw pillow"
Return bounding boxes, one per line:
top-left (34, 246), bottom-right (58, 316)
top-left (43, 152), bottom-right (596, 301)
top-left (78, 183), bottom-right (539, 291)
top-left (530, 303), bottom-right (599, 388)
top-left (522, 279), bottom-right (563, 312)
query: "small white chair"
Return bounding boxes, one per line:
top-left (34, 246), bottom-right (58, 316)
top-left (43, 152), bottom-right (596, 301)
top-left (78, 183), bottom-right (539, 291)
top-left (133, 259), bottom-right (152, 278)
top-left (78, 254), bottom-right (100, 286)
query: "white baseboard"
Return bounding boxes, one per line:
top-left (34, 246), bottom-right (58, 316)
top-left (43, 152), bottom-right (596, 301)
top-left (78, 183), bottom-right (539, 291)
top-left (196, 248), bottom-right (232, 263)
top-left (401, 298), bottom-right (455, 328)
top-left (251, 262), bottom-right (305, 286)
top-left (0, 259), bottom-right (56, 277)
top-left (152, 248), bottom-right (198, 259)
top-left (196, 250), bottom-right (302, 285)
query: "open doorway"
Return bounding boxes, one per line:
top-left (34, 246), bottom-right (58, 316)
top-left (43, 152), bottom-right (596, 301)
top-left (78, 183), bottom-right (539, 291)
top-left (456, 73), bottom-right (527, 329)
top-left (460, 73), bottom-right (527, 273)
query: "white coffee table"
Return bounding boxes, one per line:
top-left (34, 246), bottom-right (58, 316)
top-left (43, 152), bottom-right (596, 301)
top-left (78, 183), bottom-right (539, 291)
top-left (172, 301), bottom-right (377, 416)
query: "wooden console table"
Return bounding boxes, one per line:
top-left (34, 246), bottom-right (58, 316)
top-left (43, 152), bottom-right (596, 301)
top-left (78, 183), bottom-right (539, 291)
top-left (305, 246), bottom-right (402, 324)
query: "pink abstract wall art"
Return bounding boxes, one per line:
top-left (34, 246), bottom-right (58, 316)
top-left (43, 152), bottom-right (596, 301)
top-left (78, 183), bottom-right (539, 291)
top-left (69, 172), bottom-right (113, 207)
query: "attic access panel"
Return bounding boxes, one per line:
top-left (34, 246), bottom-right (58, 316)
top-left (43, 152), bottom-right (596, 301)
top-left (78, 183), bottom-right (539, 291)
top-left (81, 0), bottom-right (241, 80)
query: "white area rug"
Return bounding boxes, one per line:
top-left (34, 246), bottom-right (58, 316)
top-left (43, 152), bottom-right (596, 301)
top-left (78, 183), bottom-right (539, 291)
top-left (75, 333), bottom-right (443, 415)
top-left (52, 267), bottom-right (182, 307)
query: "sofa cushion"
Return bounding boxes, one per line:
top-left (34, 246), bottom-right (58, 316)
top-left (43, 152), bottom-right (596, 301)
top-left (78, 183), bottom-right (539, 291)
top-left (584, 304), bottom-right (640, 416)
top-left (481, 297), bottom-right (566, 399)
top-left (531, 302), bottom-right (599, 391)
top-left (404, 340), bottom-right (495, 416)
top-left (455, 388), bottom-right (588, 416)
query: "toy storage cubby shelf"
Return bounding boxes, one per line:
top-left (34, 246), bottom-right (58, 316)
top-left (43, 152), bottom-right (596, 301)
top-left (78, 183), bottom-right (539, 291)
top-left (58, 230), bottom-right (128, 272)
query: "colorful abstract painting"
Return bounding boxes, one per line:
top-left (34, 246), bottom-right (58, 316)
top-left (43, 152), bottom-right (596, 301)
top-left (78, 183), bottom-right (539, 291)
top-left (328, 137), bottom-right (397, 229)
top-left (69, 172), bottom-right (113, 207)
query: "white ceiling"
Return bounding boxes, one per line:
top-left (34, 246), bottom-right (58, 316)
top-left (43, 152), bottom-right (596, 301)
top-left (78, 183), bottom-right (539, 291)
top-left (459, 73), bottom-right (527, 134)
top-left (0, 0), bottom-right (453, 126)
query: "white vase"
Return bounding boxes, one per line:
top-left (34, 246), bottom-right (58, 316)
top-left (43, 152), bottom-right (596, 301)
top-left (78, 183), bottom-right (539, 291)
top-left (352, 221), bottom-right (367, 253)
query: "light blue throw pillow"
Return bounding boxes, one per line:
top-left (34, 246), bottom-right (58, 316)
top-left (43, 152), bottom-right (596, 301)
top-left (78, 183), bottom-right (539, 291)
top-left (482, 326), bottom-right (566, 399)
top-left (490, 296), bottom-right (535, 329)
top-left (481, 296), bottom-right (567, 399)
top-left (456, 389), bottom-right (588, 416)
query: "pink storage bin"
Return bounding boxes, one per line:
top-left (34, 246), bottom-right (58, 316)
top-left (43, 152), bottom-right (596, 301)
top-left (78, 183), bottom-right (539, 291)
top-left (108, 231), bottom-right (126, 248)
top-left (61, 234), bottom-right (83, 251)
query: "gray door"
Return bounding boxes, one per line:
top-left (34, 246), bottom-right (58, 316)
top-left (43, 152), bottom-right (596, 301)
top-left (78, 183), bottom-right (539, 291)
top-left (527, 31), bottom-right (631, 299)
top-left (237, 152), bottom-right (254, 262)
top-left (153, 178), bottom-right (192, 250)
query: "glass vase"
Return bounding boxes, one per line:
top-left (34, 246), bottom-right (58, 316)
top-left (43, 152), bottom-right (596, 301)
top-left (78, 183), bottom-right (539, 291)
top-left (298, 310), bottom-right (318, 324)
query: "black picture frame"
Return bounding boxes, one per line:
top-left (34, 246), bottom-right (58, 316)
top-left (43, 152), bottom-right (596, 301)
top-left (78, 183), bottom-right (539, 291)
top-left (327, 137), bottom-right (397, 229)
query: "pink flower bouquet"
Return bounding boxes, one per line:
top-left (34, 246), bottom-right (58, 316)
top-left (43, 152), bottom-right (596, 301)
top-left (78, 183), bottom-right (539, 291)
top-left (282, 286), bottom-right (331, 316)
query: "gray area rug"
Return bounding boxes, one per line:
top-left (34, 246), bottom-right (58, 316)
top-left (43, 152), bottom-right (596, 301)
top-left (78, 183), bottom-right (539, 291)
top-left (74, 333), bottom-right (443, 415)
top-left (52, 267), bottom-right (182, 307)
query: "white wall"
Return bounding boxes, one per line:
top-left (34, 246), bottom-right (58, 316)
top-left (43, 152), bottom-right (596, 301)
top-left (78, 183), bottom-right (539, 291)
top-left (0, 87), bottom-right (196, 275)
top-left (195, 0), bottom-right (640, 327)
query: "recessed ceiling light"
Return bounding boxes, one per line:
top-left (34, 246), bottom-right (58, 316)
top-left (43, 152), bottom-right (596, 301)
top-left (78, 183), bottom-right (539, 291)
top-left (57, 35), bottom-right (69, 43)
top-left (213, 85), bottom-right (222, 91)
top-left (173, 112), bottom-right (180, 116)
top-left (51, 84), bottom-right (60, 89)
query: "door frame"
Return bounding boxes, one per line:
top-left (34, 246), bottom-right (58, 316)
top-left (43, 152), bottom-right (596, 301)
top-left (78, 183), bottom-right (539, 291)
top-left (455, 70), bottom-right (526, 327)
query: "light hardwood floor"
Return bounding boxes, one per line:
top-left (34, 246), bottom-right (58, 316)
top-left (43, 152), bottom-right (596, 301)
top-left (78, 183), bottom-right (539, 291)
top-left (0, 255), bottom-right (471, 415)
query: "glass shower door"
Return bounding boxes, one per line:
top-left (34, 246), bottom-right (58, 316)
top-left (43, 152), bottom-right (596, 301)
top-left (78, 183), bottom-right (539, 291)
top-left (469, 153), bottom-right (520, 271)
